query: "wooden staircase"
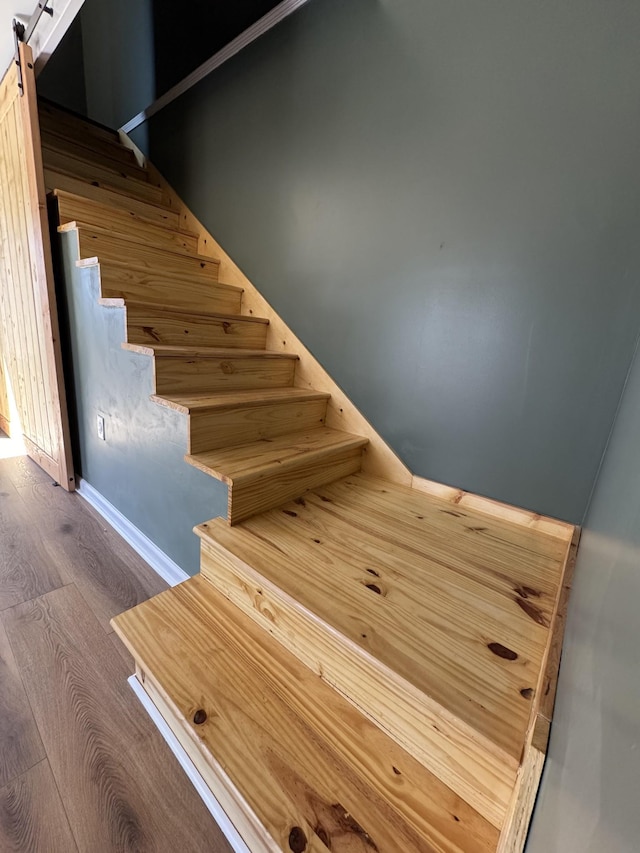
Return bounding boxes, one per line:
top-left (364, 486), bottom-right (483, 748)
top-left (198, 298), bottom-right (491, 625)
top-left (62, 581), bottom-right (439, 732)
top-left (41, 101), bottom-right (578, 853)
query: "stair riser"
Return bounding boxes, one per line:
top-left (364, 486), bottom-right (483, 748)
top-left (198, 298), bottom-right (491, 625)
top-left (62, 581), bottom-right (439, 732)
top-left (76, 231), bottom-right (220, 281)
top-left (126, 307), bottom-right (268, 350)
top-left (57, 197), bottom-right (198, 255)
top-left (154, 356), bottom-right (296, 396)
top-left (199, 539), bottom-right (513, 827)
top-left (188, 399), bottom-right (328, 454)
top-left (42, 130), bottom-right (147, 177)
top-left (42, 147), bottom-right (164, 204)
top-left (99, 265), bottom-right (241, 314)
top-left (44, 170), bottom-right (180, 228)
top-left (227, 446), bottom-right (364, 523)
top-left (39, 104), bottom-right (120, 146)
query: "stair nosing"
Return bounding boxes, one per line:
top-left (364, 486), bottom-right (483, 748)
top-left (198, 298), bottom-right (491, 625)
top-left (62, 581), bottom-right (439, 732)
top-left (186, 428), bottom-right (368, 483)
top-left (42, 143), bottom-right (154, 187)
top-left (94, 257), bottom-right (243, 292)
top-left (47, 177), bottom-right (177, 220)
top-left (66, 222), bottom-right (221, 267)
top-left (41, 131), bottom-right (147, 178)
top-left (122, 301), bottom-right (268, 324)
top-left (53, 189), bottom-right (199, 240)
top-left (151, 388), bottom-right (331, 414)
top-left (123, 342), bottom-right (299, 359)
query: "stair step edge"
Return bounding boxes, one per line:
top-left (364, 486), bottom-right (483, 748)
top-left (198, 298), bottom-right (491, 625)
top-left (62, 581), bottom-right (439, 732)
top-left (151, 389), bottom-right (331, 414)
top-left (187, 430), bottom-right (368, 484)
top-left (94, 257), bottom-right (243, 292)
top-left (123, 301), bottom-right (269, 323)
top-left (61, 221), bottom-right (218, 266)
top-left (53, 189), bottom-right (199, 239)
top-left (122, 342), bottom-right (299, 359)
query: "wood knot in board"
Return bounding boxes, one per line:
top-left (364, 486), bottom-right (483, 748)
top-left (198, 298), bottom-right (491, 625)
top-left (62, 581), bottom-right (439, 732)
top-left (193, 709), bottom-right (207, 725)
top-left (488, 642), bottom-right (518, 661)
top-left (222, 322), bottom-right (232, 333)
top-left (315, 825), bottom-right (330, 847)
top-left (288, 826), bottom-right (307, 852)
top-left (220, 361), bottom-right (235, 374)
top-left (283, 509), bottom-right (298, 517)
top-left (329, 804), bottom-right (378, 850)
top-left (515, 598), bottom-right (549, 627)
top-left (514, 586), bottom-right (541, 599)
top-left (294, 497), bottom-right (306, 506)
top-left (520, 687), bottom-right (535, 700)
top-left (364, 583), bottom-right (383, 595)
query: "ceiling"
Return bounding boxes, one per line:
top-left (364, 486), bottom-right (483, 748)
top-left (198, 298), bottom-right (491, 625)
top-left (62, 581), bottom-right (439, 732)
top-left (0, 1), bottom-right (31, 78)
top-left (0, 0), bottom-right (84, 81)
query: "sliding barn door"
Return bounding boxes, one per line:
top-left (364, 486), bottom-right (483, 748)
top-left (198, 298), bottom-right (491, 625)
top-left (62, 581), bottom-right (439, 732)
top-left (0, 43), bottom-right (74, 489)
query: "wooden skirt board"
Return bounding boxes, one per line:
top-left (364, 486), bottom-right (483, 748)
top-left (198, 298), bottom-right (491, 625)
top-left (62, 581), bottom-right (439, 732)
top-left (0, 45), bottom-right (74, 489)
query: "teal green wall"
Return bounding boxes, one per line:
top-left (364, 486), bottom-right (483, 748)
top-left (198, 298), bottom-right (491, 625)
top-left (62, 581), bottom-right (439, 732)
top-left (80, 0), bottom-right (155, 132)
top-left (58, 232), bottom-right (227, 574)
top-left (37, 16), bottom-right (87, 115)
top-left (527, 333), bottom-right (640, 852)
top-left (144, 0), bottom-right (640, 524)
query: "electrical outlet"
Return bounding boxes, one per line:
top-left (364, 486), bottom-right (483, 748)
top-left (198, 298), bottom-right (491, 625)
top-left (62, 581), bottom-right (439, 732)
top-left (97, 415), bottom-right (105, 441)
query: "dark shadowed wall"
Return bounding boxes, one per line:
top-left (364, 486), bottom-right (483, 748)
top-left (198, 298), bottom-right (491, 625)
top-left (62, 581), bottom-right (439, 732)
top-left (145, 0), bottom-right (640, 524)
top-left (36, 15), bottom-right (87, 115)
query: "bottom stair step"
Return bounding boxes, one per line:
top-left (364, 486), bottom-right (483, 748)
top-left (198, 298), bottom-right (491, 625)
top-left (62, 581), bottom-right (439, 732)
top-left (112, 575), bottom-right (498, 853)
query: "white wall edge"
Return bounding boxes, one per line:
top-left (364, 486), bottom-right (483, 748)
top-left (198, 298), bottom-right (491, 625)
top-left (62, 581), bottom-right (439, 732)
top-left (30, 0), bottom-right (86, 74)
top-left (77, 477), bottom-right (189, 587)
top-left (128, 675), bottom-right (250, 853)
top-left (121, 0), bottom-right (312, 134)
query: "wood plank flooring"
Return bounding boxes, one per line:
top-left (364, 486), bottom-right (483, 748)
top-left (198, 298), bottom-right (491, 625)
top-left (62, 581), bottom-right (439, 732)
top-left (0, 433), bottom-right (231, 852)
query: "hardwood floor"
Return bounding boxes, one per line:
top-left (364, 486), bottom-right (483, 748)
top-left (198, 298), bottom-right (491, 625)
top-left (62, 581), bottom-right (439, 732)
top-left (0, 433), bottom-right (231, 852)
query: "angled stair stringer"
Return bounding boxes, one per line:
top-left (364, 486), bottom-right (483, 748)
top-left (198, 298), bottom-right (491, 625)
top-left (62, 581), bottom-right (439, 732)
top-left (41, 101), bottom-right (580, 853)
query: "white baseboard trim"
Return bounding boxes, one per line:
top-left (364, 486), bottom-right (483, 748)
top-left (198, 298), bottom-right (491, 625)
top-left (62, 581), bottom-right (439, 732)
top-left (128, 675), bottom-right (249, 853)
top-left (77, 478), bottom-right (189, 587)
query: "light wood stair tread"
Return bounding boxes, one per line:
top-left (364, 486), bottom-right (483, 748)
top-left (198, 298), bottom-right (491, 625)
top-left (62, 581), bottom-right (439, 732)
top-left (188, 428), bottom-right (368, 482)
top-left (41, 125), bottom-right (138, 167)
top-left (152, 387), bottom-right (331, 414)
top-left (115, 301), bottom-right (268, 323)
top-left (63, 222), bottom-right (214, 266)
top-left (41, 132), bottom-right (148, 179)
top-left (111, 575), bottom-right (498, 853)
top-left (44, 169), bottom-right (180, 227)
top-left (38, 99), bottom-right (120, 144)
top-left (41, 151), bottom-right (164, 204)
top-left (53, 189), bottom-right (198, 240)
top-left (195, 472), bottom-right (569, 763)
top-left (96, 257), bottom-right (242, 294)
top-left (42, 145), bottom-right (155, 187)
top-left (123, 343), bottom-right (298, 359)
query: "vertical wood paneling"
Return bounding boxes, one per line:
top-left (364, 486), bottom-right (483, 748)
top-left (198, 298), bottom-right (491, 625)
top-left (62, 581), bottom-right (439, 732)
top-left (0, 45), bottom-right (74, 488)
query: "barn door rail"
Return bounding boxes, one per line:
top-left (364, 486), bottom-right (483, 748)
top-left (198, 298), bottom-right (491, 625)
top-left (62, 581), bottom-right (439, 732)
top-left (12, 2), bottom-right (53, 94)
